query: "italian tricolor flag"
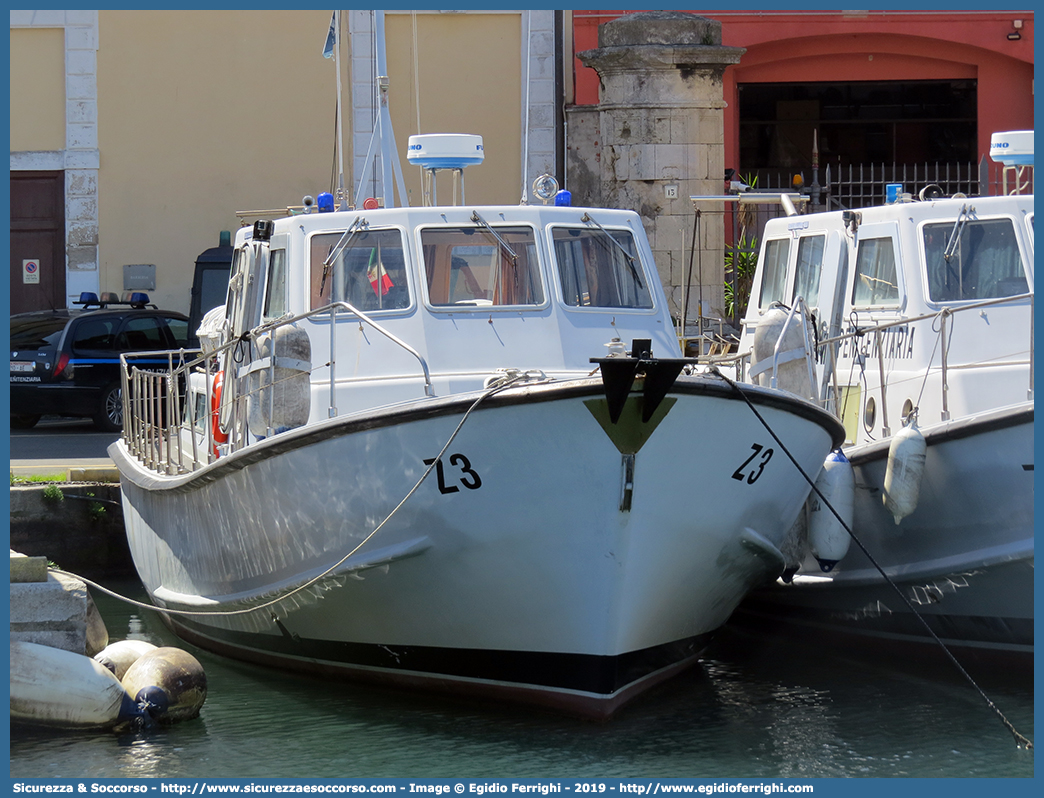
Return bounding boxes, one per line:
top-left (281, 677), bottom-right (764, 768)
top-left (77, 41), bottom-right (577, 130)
top-left (367, 250), bottom-right (393, 296)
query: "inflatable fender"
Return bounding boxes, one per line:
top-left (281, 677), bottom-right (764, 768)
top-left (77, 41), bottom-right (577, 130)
top-left (882, 418), bottom-right (927, 525)
top-left (122, 647), bottom-right (208, 723)
top-left (94, 640), bottom-right (158, 681)
top-left (11, 640), bottom-right (141, 729)
top-left (809, 450), bottom-right (855, 571)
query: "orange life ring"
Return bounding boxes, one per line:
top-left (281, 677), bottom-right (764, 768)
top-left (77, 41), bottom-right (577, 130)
top-left (211, 371), bottom-right (228, 454)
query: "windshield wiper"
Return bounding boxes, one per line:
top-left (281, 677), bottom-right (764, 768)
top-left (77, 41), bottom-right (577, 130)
top-left (581, 213), bottom-right (642, 288)
top-left (943, 204), bottom-right (974, 262)
top-left (320, 216), bottom-right (365, 296)
top-left (470, 211), bottom-right (518, 263)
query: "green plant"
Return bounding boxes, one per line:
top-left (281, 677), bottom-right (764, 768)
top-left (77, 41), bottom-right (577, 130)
top-left (41, 484), bottom-right (65, 504)
top-left (724, 231), bottom-right (759, 319)
top-left (85, 491), bottom-right (107, 522)
top-left (11, 472), bottom-right (66, 485)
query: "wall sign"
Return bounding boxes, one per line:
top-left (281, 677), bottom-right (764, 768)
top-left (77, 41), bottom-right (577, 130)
top-left (22, 259), bottom-right (40, 285)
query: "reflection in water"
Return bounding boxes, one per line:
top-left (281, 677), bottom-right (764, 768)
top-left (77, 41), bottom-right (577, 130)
top-left (9, 581), bottom-right (1033, 779)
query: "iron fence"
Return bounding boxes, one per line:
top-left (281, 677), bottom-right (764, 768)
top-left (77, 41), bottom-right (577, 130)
top-left (752, 157), bottom-right (1033, 211)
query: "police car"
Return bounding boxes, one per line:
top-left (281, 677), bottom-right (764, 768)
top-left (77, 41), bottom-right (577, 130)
top-left (10, 292), bottom-right (190, 432)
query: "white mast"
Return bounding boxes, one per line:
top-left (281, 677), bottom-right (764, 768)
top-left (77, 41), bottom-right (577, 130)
top-left (333, 10), bottom-right (347, 210)
top-left (353, 10), bottom-right (409, 209)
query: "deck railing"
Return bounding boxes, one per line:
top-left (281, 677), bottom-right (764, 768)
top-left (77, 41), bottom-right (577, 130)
top-left (814, 292), bottom-right (1034, 431)
top-left (699, 291), bottom-right (1033, 435)
top-left (120, 301), bottom-right (433, 475)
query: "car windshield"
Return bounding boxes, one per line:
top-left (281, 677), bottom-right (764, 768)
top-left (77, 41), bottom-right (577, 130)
top-left (10, 316), bottom-right (68, 349)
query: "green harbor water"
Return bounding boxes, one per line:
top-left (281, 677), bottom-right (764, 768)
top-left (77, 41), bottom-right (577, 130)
top-left (9, 579), bottom-right (1033, 780)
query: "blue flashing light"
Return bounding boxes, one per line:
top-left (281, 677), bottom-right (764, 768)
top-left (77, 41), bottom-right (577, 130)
top-left (317, 192), bottom-right (335, 213)
top-left (128, 292), bottom-right (150, 306)
top-left (554, 190), bottom-right (572, 207)
top-left (78, 292), bottom-right (99, 304)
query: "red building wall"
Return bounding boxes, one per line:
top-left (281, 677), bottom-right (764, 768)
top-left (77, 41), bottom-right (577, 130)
top-left (573, 10), bottom-right (1033, 171)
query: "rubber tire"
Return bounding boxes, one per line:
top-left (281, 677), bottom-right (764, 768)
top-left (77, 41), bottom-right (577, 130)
top-left (10, 414), bottom-right (41, 430)
top-left (94, 383), bottom-right (123, 432)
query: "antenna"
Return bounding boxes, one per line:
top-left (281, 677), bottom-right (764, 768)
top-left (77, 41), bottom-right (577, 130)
top-left (407, 134), bottom-right (484, 206)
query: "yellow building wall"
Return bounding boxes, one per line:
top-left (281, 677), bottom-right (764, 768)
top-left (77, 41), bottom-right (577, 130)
top-left (10, 27), bottom-right (66, 152)
top-left (385, 13), bottom-right (521, 207)
top-left (96, 10), bottom-right (342, 313)
top-left (92, 11), bottom-right (524, 314)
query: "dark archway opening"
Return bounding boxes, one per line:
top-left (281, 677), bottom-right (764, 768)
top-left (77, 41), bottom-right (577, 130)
top-left (739, 79), bottom-right (978, 175)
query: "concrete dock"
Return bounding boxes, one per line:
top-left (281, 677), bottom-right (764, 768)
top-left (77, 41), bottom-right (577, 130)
top-left (10, 551), bottom-right (109, 656)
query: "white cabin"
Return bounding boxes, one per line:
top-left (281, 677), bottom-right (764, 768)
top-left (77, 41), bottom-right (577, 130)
top-left (168, 202), bottom-right (682, 459)
top-left (739, 192), bottom-right (1034, 445)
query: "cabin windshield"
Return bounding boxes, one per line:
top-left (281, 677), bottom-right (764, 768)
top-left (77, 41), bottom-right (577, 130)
top-left (552, 227), bottom-right (653, 309)
top-left (923, 217), bottom-right (1028, 302)
top-left (310, 228), bottom-right (410, 311)
top-left (422, 226), bottom-right (543, 307)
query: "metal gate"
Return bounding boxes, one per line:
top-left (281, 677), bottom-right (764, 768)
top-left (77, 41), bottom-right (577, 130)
top-left (753, 156), bottom-right (1034, 211)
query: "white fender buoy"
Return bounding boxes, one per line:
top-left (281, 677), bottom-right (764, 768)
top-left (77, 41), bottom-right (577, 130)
top-left (10, 640), bottom-right (141, 729)
top-left (809, 450), bottom-right (854, 571)
top-left (93, 639), bottom-right (158, 681)
top-left (749, 306), bottom-right (814, 400)
top-left (121, 647), bottom-right (207, 723)
top-left (882, 417), bottom-right (927, 524)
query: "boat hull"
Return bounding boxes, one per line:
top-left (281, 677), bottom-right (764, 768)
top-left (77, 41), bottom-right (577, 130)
top-left (112, 376), bottom-right (843, 717)
top-left (741, 403), bottom-right (1033, 660)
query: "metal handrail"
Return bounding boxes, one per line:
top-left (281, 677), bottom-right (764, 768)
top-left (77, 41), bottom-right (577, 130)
top-left (119, 300), bottom-right (435, 473)
top-left (816, 291), bottom-right (1034, 426)
top-left (257, 300), bottom-right (433, 402)
top-left (769, 297), bottom-right (818, 403)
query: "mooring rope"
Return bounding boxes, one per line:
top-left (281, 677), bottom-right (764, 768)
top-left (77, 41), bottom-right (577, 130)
top-left (51, 371), bottom-right (545, 621)
top-left (712, 367), bottom-right (1032, 750)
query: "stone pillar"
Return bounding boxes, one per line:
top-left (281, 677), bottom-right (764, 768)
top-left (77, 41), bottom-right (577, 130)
top-left (574, 11), bottom-right (743, 323)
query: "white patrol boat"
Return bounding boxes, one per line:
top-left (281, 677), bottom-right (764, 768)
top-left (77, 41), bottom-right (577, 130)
top-left (109, 129), bottom-right (844, 716)
top-left (735, 131), bottom-right (1034, 662)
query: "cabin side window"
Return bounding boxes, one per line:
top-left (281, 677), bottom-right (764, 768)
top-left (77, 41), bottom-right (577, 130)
top-left (792, 235), bottom-right (825, 307)
top-left (552, 227), bottom-right (653, 309)
top-left (309, 229), bottom-right (409, 312)
top-left (421, 226), bottom-right (543, 307)
top-left (852, 237), bottom-right (900, 307)
top-left (923, 218), bottom-right (1027, 302)
top-left (757, 239), bottom-right (791, 310)
top-left (263, 248), bottom-right (287, 320)
top-left (227, 245), bottom-right (263, 336)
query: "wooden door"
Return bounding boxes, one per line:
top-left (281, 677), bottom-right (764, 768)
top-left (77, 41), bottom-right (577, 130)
top-left (10, 171), bottom-right (65, 313)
